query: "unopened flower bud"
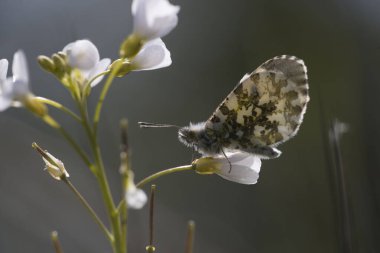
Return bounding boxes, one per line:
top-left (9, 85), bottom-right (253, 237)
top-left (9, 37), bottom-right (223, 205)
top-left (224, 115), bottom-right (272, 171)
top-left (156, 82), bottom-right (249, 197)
top-left (23, 95), bottom-right (48, 117)
top-left (57, 51), bottom-right (67, 60)
top-left (37, 55), bottom-right (56, 73)
top-left (120, 34), bottom-right (143, 59)
top-left (32, 142), bottom-right (69, 181)
top-left (52, 53), bottom-right (67, 78)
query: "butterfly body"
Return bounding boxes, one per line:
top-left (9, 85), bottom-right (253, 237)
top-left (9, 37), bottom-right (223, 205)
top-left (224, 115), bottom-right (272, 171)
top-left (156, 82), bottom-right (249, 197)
top-left (178, 55), bottom-right (309, 159)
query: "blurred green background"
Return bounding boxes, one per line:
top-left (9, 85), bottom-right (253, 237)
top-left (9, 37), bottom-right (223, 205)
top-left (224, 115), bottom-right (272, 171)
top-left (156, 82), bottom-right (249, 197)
top-left (0, 0), bottom-right (379, 252)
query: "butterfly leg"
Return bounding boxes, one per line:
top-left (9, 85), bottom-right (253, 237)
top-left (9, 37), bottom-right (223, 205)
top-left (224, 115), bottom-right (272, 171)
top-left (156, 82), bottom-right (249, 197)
top-left (221, 149), bottom-right (232, 173)
top-left (191, 146), bottom-right (197, 163)
top-left (240, 145), bottom-right (282, 159)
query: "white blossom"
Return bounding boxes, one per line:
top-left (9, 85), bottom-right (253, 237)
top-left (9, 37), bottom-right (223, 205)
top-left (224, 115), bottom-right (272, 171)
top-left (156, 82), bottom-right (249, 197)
top-left (129, 38), bottom-right (171, 71)
top-left (0, 51), bottom-right (32, 111)
top-left (132, 0), bottom-right (180, 41)
top-left (194, 152), bottom-right (262, 185)
top-left (125, 171), bottom-right (147, 209)
top-left (63, 40), bottom-right (110, 87)
top-left (42, 152), bottom-right (69, 180)
top-left (216, 152), bottom-right (261, 185)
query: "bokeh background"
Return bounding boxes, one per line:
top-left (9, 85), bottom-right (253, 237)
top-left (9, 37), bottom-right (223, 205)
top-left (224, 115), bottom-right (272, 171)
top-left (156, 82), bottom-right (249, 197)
top-left (0, 0), bottom-right (379, 252)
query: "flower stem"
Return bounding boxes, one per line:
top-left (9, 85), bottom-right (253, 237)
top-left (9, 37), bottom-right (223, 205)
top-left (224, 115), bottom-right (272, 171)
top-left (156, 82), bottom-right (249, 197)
top-left (35, 97), bottom-right (81, 123)
top-left (146, 185), bottom-right (157, 253)
top-left (62, 178), bottom-right (113, 242)
top-left (93, 60), bottom-right (124, 134)
top-left (78, 98), bottom-right (123, 253)
top-left (86, 70), bottom-right (110, 88)
top-left (136, 165), bottom-right (194, 189)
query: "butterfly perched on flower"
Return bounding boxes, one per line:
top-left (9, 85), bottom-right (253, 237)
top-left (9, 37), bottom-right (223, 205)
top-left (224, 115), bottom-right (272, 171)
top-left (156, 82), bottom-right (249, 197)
top-left (140, 55), bottom-right (309, 161)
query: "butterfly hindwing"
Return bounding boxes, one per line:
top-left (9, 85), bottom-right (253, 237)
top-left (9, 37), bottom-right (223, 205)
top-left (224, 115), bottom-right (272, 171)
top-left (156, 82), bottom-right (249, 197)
top-left (205, 55), bottom-right (309, 152)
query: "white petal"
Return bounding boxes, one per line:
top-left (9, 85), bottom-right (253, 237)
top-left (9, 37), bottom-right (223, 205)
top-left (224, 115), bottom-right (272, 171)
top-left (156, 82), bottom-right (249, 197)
top-left (0, 94), bottom-right (12, 111)
top-left (0, 78), bottom-right (17, 108)
top-left (63, 40), bottom-right (100, 70)
top-left (10, 79), bottom-right (30, 99)
top-left (132, 0), bottom-right (149, 37)
top-left (146, 10), bottom-right (179, 39)
top-left (131, 0), bottom-right (139, 14)
top-left (131, 38), bottom-right (172, 71)
top-left (43, 152), bottom-right (69, 180)
top-left (132, 0), bottom-right (180, 40)
top-left (216, 153), bottom-right (262, 185)
top-left (12, 50), bottom-right (29, 83)
top-left (87, 58), bottom-right (111, 87)
top-left (0, 59), bottom-right (9, 83)
top-left (126, 188), bottom-right (147, 209)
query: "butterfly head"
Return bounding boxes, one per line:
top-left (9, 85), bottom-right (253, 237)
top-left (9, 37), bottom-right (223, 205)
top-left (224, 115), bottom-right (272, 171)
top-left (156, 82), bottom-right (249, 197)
top-left (178, 122), bottom-right (207, 150)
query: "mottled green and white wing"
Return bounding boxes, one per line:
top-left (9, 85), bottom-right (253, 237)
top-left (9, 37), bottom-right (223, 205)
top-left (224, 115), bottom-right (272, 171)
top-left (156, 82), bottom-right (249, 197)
top-left (206, 55), bottom-right (309, 149)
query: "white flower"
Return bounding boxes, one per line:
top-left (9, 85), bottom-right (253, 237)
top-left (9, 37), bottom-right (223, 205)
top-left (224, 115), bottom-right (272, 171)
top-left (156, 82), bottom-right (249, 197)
top-left (0, 51), bottom-right (32, 111)
top-left (132, 0), bottom-right (180, 41)
top-left (63, 40), bottom-right (111, 87)
top-left (129, 38), bottom-right (171, 71)
top-left (125, 171), bottom-right (147, 209)
top-left (194, 152), bottom-right (262, 185)
top-left (43, 152), bottom-right (69, 180)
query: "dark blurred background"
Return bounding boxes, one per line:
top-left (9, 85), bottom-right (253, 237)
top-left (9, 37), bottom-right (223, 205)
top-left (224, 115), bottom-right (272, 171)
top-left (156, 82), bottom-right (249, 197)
top-left (0, 0), bottom-right (379, 252)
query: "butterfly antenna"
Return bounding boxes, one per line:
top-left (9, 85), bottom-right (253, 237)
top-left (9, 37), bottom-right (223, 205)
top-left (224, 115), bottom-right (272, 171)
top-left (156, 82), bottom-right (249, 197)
top-left (138, 121), bottom-right (180, 129)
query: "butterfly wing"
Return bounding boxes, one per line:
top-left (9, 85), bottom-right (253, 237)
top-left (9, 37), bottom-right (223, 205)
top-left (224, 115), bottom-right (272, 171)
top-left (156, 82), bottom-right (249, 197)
top-left (205, 55), bottom-right (309, 150)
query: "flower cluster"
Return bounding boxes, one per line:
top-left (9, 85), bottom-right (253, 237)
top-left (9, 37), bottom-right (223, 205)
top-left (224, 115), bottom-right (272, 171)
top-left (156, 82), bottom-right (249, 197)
top-left (119, 0), bottom-right (179, 71)
top-left (63, 40), bottom-right (111, 88)
top-left (0, 0), bottom-right (274, 252)
top-left (0, 51), bottom-right (46, 116)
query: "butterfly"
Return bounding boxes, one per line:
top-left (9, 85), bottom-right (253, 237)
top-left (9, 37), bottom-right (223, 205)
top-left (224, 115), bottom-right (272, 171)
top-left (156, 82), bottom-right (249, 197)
top-left (140, 55), bottom-right (309, 160)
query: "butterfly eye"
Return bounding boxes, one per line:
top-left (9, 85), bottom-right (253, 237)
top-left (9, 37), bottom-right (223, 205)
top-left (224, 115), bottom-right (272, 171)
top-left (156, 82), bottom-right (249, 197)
top-left (178, 128), bottom-right (197, 145)
top-left (188, 131), bottom-right (198, 140)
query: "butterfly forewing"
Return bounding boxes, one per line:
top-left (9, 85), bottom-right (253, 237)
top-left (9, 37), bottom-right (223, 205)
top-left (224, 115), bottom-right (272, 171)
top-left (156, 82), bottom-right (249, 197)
top-left (206, 55), bottom-right (309, 149)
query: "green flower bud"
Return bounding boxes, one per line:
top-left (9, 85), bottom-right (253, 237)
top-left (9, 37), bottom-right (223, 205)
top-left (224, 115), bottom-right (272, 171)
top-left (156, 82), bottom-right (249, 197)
top-left (120, 34), bottom-right (143, 59)
top-left (23, 95), bottom-right (48, 117)
top-left (52, 53), bottom-right (67, 78)
top-left (37, 55), bottom-right (55, 73)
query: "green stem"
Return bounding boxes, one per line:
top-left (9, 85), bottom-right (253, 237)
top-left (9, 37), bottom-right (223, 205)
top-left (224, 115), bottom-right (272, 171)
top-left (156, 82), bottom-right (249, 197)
top-left (87, 70), bottom-right (110, 88)
top-left (136, 165), bottom-right (194, 189)
top-left (41, 115), bottom-right (93, 170)
top-left (78, 98), bottom-right (123, 253)
top-left (93, 60), bottom-right (125, 134)
top-left (35, 97), bottom-right (81, 123)
top-left (116, 198), bottom-right (126, 213)
top-left (62, 177), bottom-right (113, 242)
